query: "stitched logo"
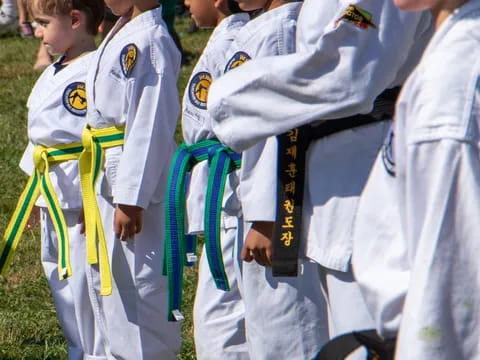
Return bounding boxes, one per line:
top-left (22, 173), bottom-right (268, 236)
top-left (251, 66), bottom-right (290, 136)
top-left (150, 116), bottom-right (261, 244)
top-left (335, 5), bottom-right (376, 29)
top-left (224, 51), bottom-right (251, 73)
top-left (63, 82), bottom-right (87, 116)
top-left (120, 43), bottom-right (138, 77)
top-left (382, 127), bottom-right (395, 176)
top-left (188, 71), bottom-right (212, 109)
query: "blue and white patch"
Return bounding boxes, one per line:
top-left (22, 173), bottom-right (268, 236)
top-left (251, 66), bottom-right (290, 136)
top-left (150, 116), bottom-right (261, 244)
top-left (188, 71), bottom-right (212, 109)
top-left (224, 51), bottom-right (251, 73)
top-left (382, 127), bottom-right (395, 176)
top-left (62, 82), bottom-right (87, 116)
top-left (120, 43), bottom-right (138, 77)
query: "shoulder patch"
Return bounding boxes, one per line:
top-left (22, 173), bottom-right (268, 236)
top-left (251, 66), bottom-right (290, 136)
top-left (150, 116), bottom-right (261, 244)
top-left (63, 82), bottom-right (87, 116)
top-left (188, 71), bottom-right (212, 110)
top-left (120, 43), bottom-right (138, 77)
top-left (335, 5), bottom-right (376, 29)
top-left (382, 127), bottom-right (395, 177)
top-left (224, 51), bottom-right (251, 73)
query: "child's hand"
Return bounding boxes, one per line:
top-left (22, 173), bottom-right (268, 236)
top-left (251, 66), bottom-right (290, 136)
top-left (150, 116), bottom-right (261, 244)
top-left (240, 221), bottom-right (274, 267)
top-left (26, 206), bottom-right (40, 230)
top-left (114, 204), bottom-right (143, 241)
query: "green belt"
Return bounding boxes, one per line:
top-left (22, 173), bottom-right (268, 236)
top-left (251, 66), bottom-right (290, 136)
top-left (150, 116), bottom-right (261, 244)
top-left (164, 139), bottom-right (241, 321)
top-left (0, 142), bottom-right (84, 280)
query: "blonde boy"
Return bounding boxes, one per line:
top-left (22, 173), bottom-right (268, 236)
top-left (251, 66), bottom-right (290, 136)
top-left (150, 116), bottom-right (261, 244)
top-left (3, 0), bottom-right (106, 358)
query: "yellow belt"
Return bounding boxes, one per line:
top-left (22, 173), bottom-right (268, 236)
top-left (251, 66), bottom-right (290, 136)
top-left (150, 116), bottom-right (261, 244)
top-left (0, 142), bottom-right (84, 280)
top-left (79, 124), bottom-right (125, 296)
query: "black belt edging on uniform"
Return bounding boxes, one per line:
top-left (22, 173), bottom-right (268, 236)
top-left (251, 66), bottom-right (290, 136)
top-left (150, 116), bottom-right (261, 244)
top-left (272, 87), bottom-right (401, 277)
top-left (313, 329), bottom-right (396, 360)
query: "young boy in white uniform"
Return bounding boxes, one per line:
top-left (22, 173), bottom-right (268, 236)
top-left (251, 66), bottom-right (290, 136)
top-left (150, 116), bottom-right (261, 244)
top-left (214, 1), bottom-right (330, 359)
top-left (353, 0), bottom-right (480, 358)
top-left (4, 0), bottom-right (106, 358)
top-left (205, 0), bottom-right (433, 354)
top-left (83, 0), bottom-right (181, 358)
top-left (180, 0), bottom-right (249, 358)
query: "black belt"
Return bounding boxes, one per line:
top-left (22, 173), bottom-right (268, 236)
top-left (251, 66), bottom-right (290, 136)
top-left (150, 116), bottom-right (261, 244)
top-left (272, 87), bottom-right (401, 277)
top-left (313, 330), bottom-right (396, 360)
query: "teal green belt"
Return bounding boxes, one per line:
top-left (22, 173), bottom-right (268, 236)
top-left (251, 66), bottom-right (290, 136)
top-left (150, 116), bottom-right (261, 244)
top-left (164, 139), bottom-right (241, 321)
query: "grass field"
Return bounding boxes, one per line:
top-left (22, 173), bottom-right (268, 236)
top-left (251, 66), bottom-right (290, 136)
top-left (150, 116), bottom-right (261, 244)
top-left (0, 17), bottom-right (210, 359)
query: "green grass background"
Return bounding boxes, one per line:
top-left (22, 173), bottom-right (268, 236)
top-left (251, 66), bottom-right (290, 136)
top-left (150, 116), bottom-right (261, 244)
top-left (0, 17), bottom-right (210, 359)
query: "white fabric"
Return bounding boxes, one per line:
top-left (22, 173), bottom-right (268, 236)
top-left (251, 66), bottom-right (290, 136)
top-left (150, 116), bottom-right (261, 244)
top-left (213, 4), bottom-right (329, 359)
top-left (229, 3), bottom-right (301, 223)
top-left (206, 0), bottom-right (434, 349)
top-left (85, 7), bottom-right (181, 359)
top-left (183, 13), bottom-right (248, 234)
top-left (41, 208), bottom-right (107, 360)
top-left (181, 14), bottom-right (250, 360)
top-left (240, 252), bottom-right (329, 360)
top-left (194, 227), bottom-right (249, 360)
top-left (208, 0), bottom-right (432, 151)
top-left (0, 0), bottom-right (17, 16)
top-left (86, 6), bottom-right (180, 209)
top-left (208, 0), bottom-right (433, 271)
top-left (20, 54), bottom-right (94, 209)
top-left (354, 2), bottom-right (480, 358)
top-left (89, 199), bottom-right (181, 360)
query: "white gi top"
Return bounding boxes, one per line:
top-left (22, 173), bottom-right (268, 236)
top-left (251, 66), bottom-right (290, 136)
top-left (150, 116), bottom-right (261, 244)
top-left (225, 2), bottom-right (301, 224)
top-left (208, 0), bottom-right (433, 271)
top-left (86, 6), bottom-right (181, 209)
top-left (354, 2), bottom-right (480, 357)
top-left (182, 13), bottom-right (249, 233)
top-left (20, 53), bottom-right (94, 209)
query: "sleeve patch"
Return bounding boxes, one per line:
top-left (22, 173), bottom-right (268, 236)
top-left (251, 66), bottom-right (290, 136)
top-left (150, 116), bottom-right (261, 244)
top-left (63, 82), bottom-right (87, 116)
top-left (382, 128), bottom-right (395, 177)
top-left (188, 71), bottom-right (212, 109)
top-left (335, 5), bottom-right (377, 29)
top-left (120, 43), bottom-right (138, 77)
top-left (224, 51), bottom-right (251, 73)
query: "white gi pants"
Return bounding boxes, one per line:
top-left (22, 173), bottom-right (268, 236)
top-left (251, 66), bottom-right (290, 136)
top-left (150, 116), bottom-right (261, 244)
top-left (87, 198), bottom-right (181, 360)
top-left (41, 208), bottom-right (107, 360)
top-left (318, 265), bottom-right (375, 359)
top-left (238, 220), bottom-right (329, 360)
top-left (194, 225), bottom-right (249, 360)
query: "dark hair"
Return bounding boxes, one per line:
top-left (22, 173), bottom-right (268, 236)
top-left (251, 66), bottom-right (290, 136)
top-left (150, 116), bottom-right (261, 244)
top-left (227, 0), bottom-right (243, 13)
top-left (28, 0), bottom-right (105, 35)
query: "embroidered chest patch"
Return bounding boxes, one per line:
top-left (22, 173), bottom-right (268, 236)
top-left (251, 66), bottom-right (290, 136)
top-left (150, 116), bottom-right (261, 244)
top-left (335, 5), bottom-right (376, 29)
top-left (382, 127), bottom-right (395, 177)
top-left (63, 82), bottom-right (87, 116)
top-left (120, 43), bottom-right (138, 77)
top-left (188, 71), bottom-right (212, 109)
top-left (224, 51), bottom-right (251, 73)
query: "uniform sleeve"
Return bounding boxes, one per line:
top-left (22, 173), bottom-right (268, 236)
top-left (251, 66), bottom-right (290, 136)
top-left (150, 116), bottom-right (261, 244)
top-left (113, 36), bottom-right (180, 208)
top-left (19, 141), bottom-right (34, 176)
top-left (352, 148), bottom-right (409, 338)
top-left (207, 0), bottom-right (431, 152)
top-left (395, 139), bottom-right (480, 355)
top-left (240, 136), bottom-right (277, 222)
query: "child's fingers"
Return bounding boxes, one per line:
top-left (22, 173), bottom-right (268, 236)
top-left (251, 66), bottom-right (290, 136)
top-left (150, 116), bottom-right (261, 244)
top-left (114, 220), bottom-right (122, 239)
top-left (241, 246), bottom-right (254, 262)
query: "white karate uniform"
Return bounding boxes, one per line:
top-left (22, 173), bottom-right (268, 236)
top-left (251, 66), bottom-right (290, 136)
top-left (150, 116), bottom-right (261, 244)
top-left (207, 0), bottom-right (434, 350)
top-left (19, 54), bottom-right (106, 360)
top-left (182, 13), bottom-right (250, 360)
top-left (85, 7), bottom-right (181, 359)
top-left (354, 2), bottom-right (480, 358)
top-left (214, 4), bottom-right (330, 360)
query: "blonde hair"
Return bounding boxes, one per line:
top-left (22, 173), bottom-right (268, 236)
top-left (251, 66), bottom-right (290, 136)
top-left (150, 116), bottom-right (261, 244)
top-left (28, 0), bottom-right (104, 34)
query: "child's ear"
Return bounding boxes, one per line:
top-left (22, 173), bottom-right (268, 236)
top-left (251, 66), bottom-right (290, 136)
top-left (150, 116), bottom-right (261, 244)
top-left (70, 9), bottom-right (83, 30)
